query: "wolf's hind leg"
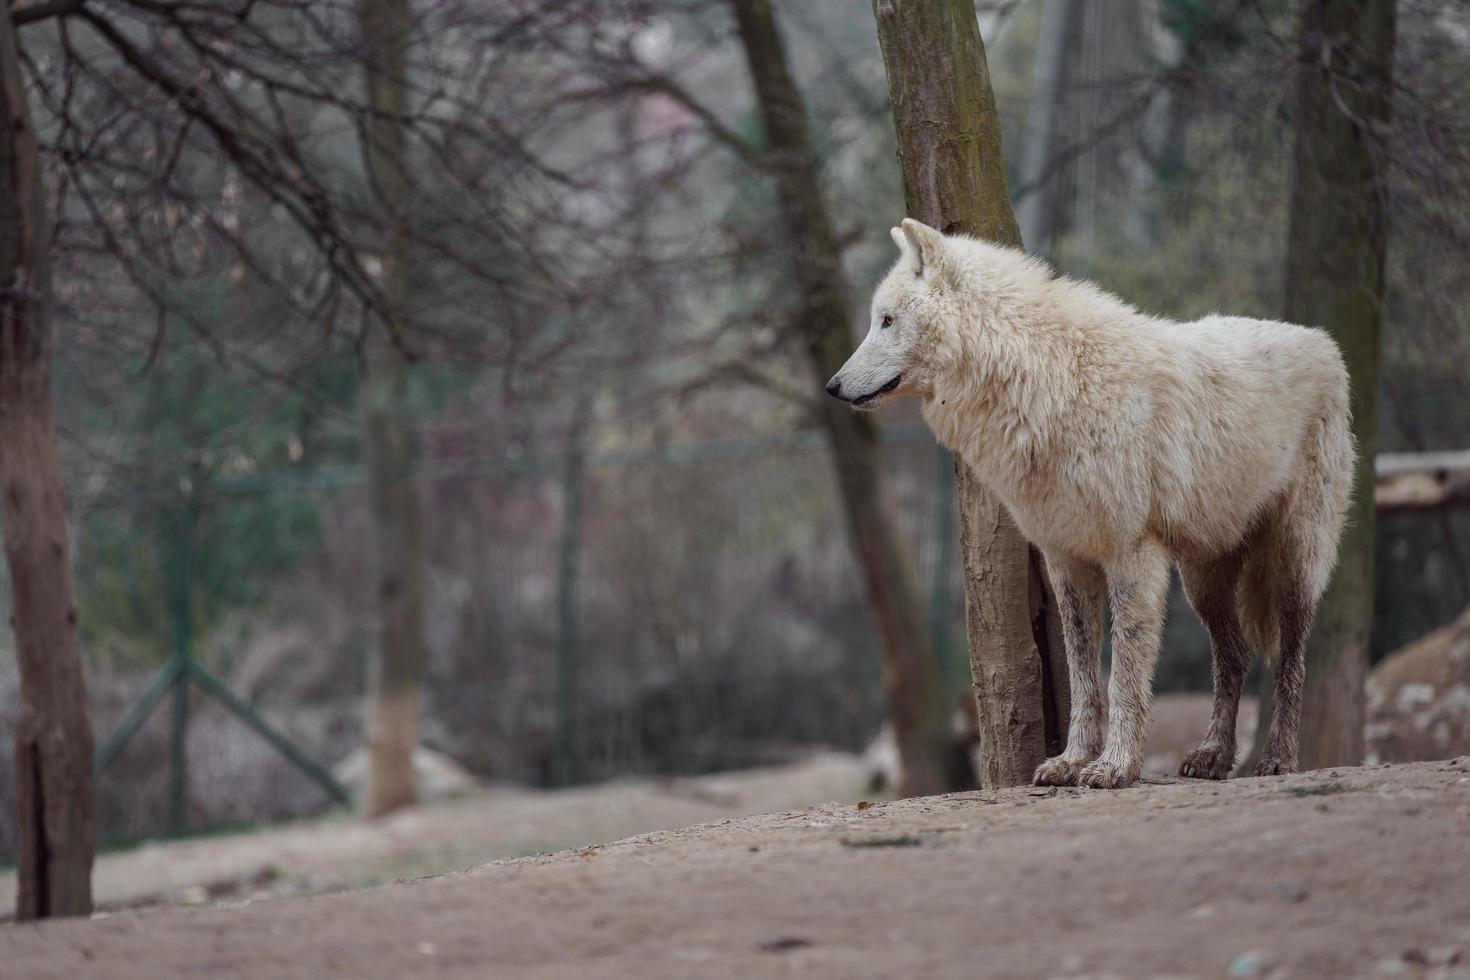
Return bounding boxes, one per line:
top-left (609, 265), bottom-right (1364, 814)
top-left (1178, 551), bottom-right (1252, 780)
top-left (1256, 404), bottom-right (1347, 776)
top-left (1033, 555), bottom-right (1106, 787)
top-left (1079, 541), bottom-right (1170, 789)
top-left (1256, 589), bottom-right (1316, 776)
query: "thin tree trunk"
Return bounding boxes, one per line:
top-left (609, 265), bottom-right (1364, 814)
top-left (1253, 0), bottom-right (1396, 770)
top-left (357, 0), bottom-right (426, 817)
top-left (1, 11), bottom-right (95, 919)
top-left (1015, 0), bottom-right (1076, 253)
top-left (729, 0), bottom-right (958, 797)
top-left (871, 0), bottom-right (1069, 787)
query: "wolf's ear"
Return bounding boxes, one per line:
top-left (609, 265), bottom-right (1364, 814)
top-left (890, 225), bottom-right (921, 276)
top-left (900, 218), bottom-right (948, 280)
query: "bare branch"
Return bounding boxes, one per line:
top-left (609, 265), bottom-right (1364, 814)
top-left (11, 0), bottom-right (86, 28)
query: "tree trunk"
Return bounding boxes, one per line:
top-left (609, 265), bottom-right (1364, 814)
top-left (1, 11), bottom-right (96, 920)
top-left (729, 0), bottom-right (958, 797)
top-left (871, 0), bottom-right (1069, 787)
top-left (1256, 0), bottom-right (1396, 770)
top-left (1014, 0), bottom-right (1077, 253)
top-left (357, 0), bottom-right (426, 817)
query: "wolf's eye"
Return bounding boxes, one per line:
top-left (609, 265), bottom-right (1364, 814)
top-left (881, 315), bottom-right (893, 328)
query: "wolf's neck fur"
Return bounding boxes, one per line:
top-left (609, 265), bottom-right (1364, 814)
top-left (918, 241), bottom-right (1137, 495)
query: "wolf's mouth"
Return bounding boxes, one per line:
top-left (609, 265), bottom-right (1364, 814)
top-left (852, 374), bottom-right (902, 407)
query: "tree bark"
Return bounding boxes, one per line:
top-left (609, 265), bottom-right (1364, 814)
top-left (729, 0), bottom-right (958, 797)
top-left (1, 11), bottom-right (96, 919)
top-left (871, 0), bottom-right (1069, 787)
top-left (1257, 0), bottom-right (1396, 770)
top-left (357, 0), bottom-right (427, 817)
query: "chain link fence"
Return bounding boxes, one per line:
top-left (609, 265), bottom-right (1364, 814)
top-left (2, 425), bottom-right (968, 857)
top-left (1, 420), bottom-right (1466, 859)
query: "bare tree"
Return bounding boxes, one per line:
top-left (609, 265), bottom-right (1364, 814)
top-left (871, 0), bottom-right (1068, 787)
top-left (2, 0), bottom-right (605, 891)
top-left (0, 6), bottom-right (95, 920)
top-left (356, 0), bottom-right (427, 818)
top-left (728, 0), bottom-right (958, 796)
top-left (1252, 0), bottom-right (1398, 769)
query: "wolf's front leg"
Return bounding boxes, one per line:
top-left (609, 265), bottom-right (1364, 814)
top-left (1079, 542), bottom-right (1171, 789)
top-left (1034, 555), bottom-right (1106, 787)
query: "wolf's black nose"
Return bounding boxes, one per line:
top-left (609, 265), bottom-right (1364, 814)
top-left (825, 378), bottom-right (842, 398)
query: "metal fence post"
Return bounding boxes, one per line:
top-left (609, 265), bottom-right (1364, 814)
top-left (553, 393), bottom-right (592, 787)
top-left (96, 469), bottom-right (352, 829)
top-left (167, 482), bottom-right (198, 835)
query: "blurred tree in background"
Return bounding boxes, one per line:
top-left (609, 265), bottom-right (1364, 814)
top-left (2, 0), bottom-right (630, 913)
top-left (354, 0), bottom-right (427, 819)
top-left (1274, 0), bottom-right (1397, 771)
top-left (729, 0), bottom-right (957, 796)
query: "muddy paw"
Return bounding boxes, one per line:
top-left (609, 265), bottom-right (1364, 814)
top-left (1033, 756), bottom-right (1089, 786)
top-left (1254, 756), bottom-right (1298, 777)
top-left (1179, 743), bottom-right (1236, 780)
top-left (1078, 758), bottom-right (1140, 789)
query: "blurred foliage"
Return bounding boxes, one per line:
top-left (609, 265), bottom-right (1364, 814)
top-left (70, 278), bottom-right (347, 671)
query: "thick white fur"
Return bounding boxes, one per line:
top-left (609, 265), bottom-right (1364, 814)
top-left (830, 219), bottom-right (1354, 788)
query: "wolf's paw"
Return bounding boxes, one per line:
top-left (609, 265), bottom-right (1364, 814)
top-left (1077, 758), bottom-right (1140, 789)
top-left (1179, 743), bottom-right (1236, 780)
top-left (1033, 755), bottom-right (1089, 786)
top-left (1254, 755), bottom-right (1298, 778)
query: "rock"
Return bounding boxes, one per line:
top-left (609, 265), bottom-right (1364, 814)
top-left (1228, 951), bottom-right (1266, 976)
top-left (332, 746), bottom-right (480, 802)
top-left (1367, 605), bottom-right (1470, 764)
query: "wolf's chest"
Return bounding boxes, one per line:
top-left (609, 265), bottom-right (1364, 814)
top-left (989, 476), bottom-right (1128, 563)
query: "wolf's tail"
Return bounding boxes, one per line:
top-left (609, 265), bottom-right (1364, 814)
top-left (1236, 384), bottom-right (1355, 658)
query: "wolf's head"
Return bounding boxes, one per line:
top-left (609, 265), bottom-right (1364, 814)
top-left (825, 218), bottom-right (955, 411)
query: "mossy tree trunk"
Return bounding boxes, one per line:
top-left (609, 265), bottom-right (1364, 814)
top-left (1256, 0), bottom-right (1396, 770)
top-left (871, 0), bottom-right (1069, 788)
top-left (730, 0), bottom-right (961, 796)
top-left (1, 10), bottom-right (96, 919)
top-left (357, 0), bottom-right (427, 817)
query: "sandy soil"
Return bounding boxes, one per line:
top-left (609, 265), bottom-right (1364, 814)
top-left (0, 751), bottom-right (873, 918)
top-left (1, 693), bottom-right (1246, 919)
top-left (4, 758), bottom-right (1468, 980)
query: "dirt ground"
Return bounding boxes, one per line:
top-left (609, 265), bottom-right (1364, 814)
top-left (0, 693), bottom-right (1247, 919)
top-left (0, 750), bottom-right (873, 918)
top-left (3, 758), bottom-right (1468, 980)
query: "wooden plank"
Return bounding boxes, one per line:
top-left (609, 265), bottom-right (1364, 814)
top-left (1375, 450), bottom-right (1470, 513)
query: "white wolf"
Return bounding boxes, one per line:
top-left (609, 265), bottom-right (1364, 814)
top-left (827, 219), bottom-right (1353, 789)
